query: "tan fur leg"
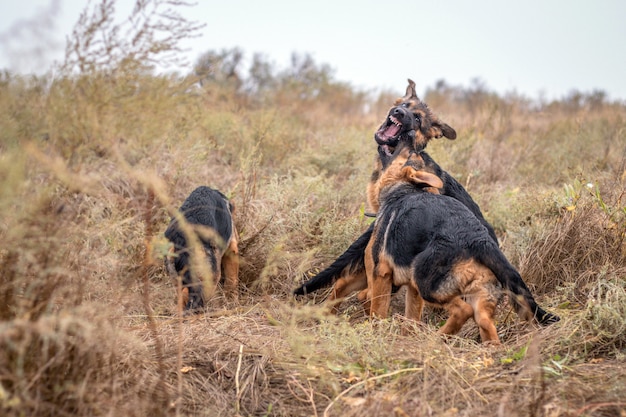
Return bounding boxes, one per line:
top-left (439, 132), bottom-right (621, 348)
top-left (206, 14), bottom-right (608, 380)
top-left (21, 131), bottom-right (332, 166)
top-left (475, 299), bottom-right (499, 344)
top-left (439, 297), bottom-right (474, 335)
top-left (365, 235), bottom-right (394, 318)
top-left (466, 292), bottom-right (500, 344)
top-left (404, 284), bottom-right (424, 322)
top-left (327, 272), bottom-right (367, 314)
top-left (462, 262), bottom-right (500, 344)
top-left (222, 236), bottom-right (239, 302)
top-left (368, 260), bottom-right (393, 319)
top-left (357, 288), bottom-right (371, 315)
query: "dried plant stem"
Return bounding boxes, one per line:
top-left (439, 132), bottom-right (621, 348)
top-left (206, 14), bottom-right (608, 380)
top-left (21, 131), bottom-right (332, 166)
top-left (235, 343), bottom-right (244, 415)
top-left (141, 188), bottom-right (169, 413)
top-left (287, 376), bottom-right (319, 417)
top-left (323, 367), bottom-right (424, 417)
top-left (175, 275), bottom-right (184, 417)
top-left (573, 402), bottom-right (626, 417)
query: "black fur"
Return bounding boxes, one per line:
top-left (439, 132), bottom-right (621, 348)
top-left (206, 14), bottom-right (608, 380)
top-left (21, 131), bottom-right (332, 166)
top-left (165, 186), bottom-right (234, 311)
top-left (375, 178), bottom-right (559, 325)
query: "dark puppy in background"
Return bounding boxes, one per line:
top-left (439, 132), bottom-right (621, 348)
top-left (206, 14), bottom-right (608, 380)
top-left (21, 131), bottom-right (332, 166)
top-left (165, 186), bottom-right (239, 312)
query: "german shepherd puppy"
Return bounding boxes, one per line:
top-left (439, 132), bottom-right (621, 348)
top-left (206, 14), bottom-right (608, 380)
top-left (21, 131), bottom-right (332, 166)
top-left (294, 80), bottom-right (497, 312)
top-left (366, 139), bottom-right (559, 343)
top-left (367, 79), bottom-right (457, 214)
top-left (165, 186), bottom-right (239, 312)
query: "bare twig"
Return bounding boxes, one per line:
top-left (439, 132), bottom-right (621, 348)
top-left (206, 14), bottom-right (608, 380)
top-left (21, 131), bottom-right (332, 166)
top-left (235, 343), bottom-right (244, 414)
top-left (323, 367), bottom-right (424, 417)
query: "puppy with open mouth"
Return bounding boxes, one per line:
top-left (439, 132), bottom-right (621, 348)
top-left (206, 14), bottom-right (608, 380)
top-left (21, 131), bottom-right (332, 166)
top-left (374, 78), bottom-right (456, 156)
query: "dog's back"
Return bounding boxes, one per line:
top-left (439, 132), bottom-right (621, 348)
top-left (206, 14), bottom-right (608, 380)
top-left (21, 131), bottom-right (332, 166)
top-left (420, 152), bottom-right (498, 243)
top-left (375, 180), bottom-right (559, 326)
top-left (377, 184), bottom-right (496, 291)
top-left (166, 186), bottom-right (233, 245)
top-left (165, 186), bottom-right (239, 311)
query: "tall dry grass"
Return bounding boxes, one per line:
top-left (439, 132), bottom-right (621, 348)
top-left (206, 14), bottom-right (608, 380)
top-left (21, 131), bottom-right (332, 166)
top-left (0, 1), bottom-right (625, 416)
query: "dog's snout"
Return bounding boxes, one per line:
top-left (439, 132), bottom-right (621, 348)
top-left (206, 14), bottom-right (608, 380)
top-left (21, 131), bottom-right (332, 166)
top-left (389, 106), bottom-right (416, 129)
top-left (391, 106), bottom-right (407, 117)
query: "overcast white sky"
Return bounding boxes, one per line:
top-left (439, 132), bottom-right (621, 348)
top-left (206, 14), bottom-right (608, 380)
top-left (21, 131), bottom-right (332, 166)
top-left (1, 0), bottom-right (625, 101)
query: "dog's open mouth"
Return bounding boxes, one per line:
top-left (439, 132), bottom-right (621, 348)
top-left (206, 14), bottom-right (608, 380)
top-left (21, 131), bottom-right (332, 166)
top-left (375, 115), bottom-right (402, 155)
top-left (376, 115), bottom-right (402, 141)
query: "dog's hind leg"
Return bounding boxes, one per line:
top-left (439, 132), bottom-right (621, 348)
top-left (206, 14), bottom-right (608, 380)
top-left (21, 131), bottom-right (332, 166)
top-left (463, 264), bottom-right (500, 344)
top-left (474, 297), bottom-right (499, 344)
top-left (465, 288), bottom-right (500, 344)
top-left (327, 271), bottom-right (368, 314)
top-left (439, 297), bottom-right (474, 336)
top-left (404, 284), bottom-right (424, 322)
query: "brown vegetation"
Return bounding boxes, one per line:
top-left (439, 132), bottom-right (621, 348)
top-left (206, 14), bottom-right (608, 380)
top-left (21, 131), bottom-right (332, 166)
top-left (0, 1), bottom-right (624, 416)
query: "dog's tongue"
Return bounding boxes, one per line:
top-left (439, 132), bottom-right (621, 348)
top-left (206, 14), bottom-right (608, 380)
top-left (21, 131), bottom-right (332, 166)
top-left (379, 123), bottom-right (400, 140)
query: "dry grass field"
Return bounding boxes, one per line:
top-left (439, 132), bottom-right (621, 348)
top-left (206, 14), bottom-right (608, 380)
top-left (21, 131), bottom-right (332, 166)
top-left (0, 2), bottom-right (625, 416)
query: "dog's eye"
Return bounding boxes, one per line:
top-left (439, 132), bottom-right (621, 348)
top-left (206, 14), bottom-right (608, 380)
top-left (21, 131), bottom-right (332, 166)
top-left (401, 102), bottom-right (410, 108)
top-left (415, 114), bottom-right (421, 124)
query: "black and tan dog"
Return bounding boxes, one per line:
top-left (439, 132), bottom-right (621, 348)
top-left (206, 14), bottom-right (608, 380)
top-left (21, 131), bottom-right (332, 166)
top-left (294, 80), bottom-right (497, 314)
top-left (165, 186), bottom-right (239, 312)
top-left (365, 139), bottom-right (559, 343)
top-left (367, 79), bottom-right (457, 214)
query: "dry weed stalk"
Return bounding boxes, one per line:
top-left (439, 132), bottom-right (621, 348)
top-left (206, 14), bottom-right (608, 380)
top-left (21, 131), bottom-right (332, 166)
top-left (63, 0), bottom-right (204, 75)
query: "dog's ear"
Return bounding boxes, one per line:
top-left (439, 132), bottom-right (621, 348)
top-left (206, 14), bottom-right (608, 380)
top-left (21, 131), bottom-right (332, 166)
top-left (439, 122), bottom-right (457, 140)
top-left (394, 79), bottom-right (420, 105)
top-left (402, 79), bottom-right (418, 101)
top-left (427, 120), bottom-right (457, 140)
top-left (402, 167), bottom-right (444, 190)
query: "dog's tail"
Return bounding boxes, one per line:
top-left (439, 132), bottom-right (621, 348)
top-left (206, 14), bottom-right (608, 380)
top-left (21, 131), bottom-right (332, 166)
top-left (293, 224), bottom-right (373, 296)
top-left (476, 243), bottom-right (559, 325)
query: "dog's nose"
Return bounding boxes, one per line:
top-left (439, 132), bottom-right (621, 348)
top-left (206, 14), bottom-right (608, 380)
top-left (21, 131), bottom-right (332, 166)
top-left (391, 106), bottom-right (407, 117)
